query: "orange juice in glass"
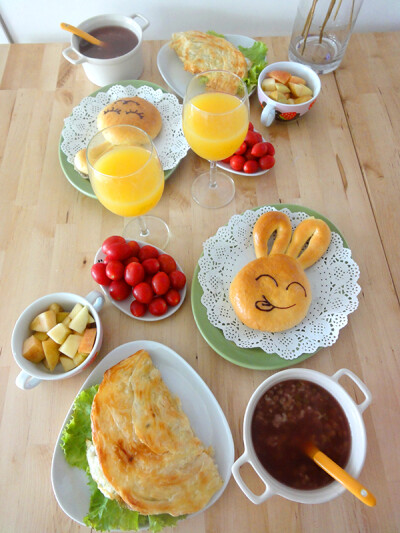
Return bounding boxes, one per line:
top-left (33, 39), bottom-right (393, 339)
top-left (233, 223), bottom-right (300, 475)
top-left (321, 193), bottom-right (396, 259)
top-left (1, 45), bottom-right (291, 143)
top-left (183, 70), bottom-right (249, 208)
top-left (87, 125), bottom-right (169, 248)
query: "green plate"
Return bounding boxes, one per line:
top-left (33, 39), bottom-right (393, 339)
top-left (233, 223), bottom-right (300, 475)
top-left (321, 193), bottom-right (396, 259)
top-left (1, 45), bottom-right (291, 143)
top-left (191, 204), bottom-right (348, 370)
top-left (59, 80), bottom-right (179, 199)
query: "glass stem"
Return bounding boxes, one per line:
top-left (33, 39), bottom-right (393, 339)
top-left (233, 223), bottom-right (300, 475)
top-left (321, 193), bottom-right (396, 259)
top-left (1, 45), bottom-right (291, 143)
top-left (137, 216), bottom-right (150, 238)
top-left (209, 160), bottom-right (218, 189)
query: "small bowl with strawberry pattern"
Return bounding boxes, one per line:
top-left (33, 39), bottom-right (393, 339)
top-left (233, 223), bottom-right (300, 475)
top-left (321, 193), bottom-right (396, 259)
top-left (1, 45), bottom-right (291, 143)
top-left (257, 61), bottom-right (321, 126)
top-left (217, 123), bottom-right (276, 176)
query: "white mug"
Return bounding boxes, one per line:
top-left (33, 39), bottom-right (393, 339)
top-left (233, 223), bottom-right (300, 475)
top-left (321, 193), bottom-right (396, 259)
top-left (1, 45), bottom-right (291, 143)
top-left (62, 14), bottom-right (149, 86)
top-left (257, 61), bottom-right (321, 126)
top-left (12, 291), bottom-right (104, 390)
top-left (232, 367), bottom-right (371, 505)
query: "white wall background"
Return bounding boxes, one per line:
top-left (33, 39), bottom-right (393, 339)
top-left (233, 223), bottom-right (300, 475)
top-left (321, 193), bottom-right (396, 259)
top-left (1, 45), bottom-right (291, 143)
top-left (0, 0), bottom-right (399, 44)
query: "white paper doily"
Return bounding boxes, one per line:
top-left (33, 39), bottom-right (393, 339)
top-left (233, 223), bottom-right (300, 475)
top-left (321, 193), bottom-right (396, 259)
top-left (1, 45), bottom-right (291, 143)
top-left (60, 84), bottom-right (190, 172)
top-left (197, 206), bottom-right (361, 360)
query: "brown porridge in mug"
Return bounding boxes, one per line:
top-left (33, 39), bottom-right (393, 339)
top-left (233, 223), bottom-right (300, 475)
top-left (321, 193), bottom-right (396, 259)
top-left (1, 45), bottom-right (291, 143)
top-left (251, 379), bottom-right (351, 490)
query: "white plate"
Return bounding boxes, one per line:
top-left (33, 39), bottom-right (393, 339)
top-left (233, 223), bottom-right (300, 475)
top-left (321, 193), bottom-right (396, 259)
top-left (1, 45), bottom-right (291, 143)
top-left (51, 340), bottom-right (234, 529)
top-left (157, 34), bottom-right (257, 98)
top-left (94, 241), bottom-right (187, 321)
top-left (216, 129), bottom-right (272, 177)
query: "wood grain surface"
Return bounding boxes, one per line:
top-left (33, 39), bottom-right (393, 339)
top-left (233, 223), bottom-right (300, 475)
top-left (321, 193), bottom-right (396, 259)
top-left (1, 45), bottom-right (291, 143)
top-left (0, 34), bottom-right (399, 533)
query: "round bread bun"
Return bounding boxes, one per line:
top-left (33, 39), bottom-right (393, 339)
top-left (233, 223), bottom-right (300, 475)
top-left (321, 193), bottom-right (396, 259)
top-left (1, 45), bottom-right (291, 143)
top-left (74, 148), bottom-right (88, 176)
top-left (97, 97), bottom-right (162, 143)
top-left (229, 255), bottom-right (311, 332)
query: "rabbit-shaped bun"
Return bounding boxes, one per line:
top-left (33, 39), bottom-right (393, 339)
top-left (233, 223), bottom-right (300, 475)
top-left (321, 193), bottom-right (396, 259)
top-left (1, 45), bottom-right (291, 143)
top-left (229, 211), bottom-right (331, 332)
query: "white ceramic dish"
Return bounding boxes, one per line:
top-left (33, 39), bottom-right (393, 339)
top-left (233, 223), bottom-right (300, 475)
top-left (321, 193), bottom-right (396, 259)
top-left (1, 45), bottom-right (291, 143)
top-left (216, 129), bottom-right (272, 177)
top-left (51, 340), bottom-right (234, 529)
top-left (157, 34), bottom-right (257, 98)
top-left (94, 241), bottom-right (186, 321)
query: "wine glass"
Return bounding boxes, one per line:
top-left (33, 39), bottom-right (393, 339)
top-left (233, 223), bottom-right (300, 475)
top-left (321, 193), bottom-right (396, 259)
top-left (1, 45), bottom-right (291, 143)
top-left (183, 70), bottom-right (249, 208)
top-left (87, 124), bottom-right (170, 249)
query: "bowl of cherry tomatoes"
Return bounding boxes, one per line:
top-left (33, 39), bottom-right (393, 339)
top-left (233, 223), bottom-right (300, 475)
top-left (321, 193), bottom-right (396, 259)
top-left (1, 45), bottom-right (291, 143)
top-left (91, 236), bottom-right (187, 321)
top-left (217, 122), bottom-right (276, 176)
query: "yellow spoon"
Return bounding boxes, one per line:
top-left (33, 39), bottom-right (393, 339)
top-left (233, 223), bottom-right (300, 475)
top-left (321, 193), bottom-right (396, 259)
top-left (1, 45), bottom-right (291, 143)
top-left (60, 22), bottom-right (106, 47)
top-left (304, 442), bottom-right (376, 507)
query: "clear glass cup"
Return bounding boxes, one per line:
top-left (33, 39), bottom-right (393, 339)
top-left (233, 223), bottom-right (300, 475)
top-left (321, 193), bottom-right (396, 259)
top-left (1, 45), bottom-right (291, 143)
top-left (87, 124), bottom-right (170, 249)
top-left (182, 70), bottom-right (249, 209)
top-left (288, 0), bottom-right (364, 74)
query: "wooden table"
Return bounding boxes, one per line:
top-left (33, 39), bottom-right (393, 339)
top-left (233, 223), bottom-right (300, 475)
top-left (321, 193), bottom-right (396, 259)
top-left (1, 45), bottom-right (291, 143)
top-left (0, 33), bottom-right (399, 533)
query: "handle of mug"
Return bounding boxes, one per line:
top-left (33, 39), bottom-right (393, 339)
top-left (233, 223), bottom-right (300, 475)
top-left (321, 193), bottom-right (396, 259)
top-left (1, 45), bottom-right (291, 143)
top-left (16, 370), bottom-right (42, 390)
top-left (130, 14), bottom-right (150, 31)
top-left (231, 451), bottom-right (274, 504)
top-left (331, 368), bottom-right (372, 414)
top-left (260, 101), bottom-right (276, 127)
top-left (85, 290), bottom-right (105, 312)
top-left (62, 46), bottom-right (86, 65)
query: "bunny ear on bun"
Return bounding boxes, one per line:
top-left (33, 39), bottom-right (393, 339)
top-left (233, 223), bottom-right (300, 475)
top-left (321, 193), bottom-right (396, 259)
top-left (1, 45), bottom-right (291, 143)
top-left (253, 211), bottom-right (292, 258)
top-left (286, 217), bottom-right (331, 270)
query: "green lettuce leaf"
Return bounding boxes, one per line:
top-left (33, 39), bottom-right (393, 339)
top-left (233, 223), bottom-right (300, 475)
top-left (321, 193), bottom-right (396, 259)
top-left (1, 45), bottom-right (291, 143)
top-left (206, 31), bottom-right (268, 92)
top-left (60, 384), bottom-right (184, 532)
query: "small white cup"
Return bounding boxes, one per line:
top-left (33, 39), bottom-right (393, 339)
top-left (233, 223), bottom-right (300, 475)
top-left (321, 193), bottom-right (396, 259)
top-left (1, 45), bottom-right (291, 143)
top-left (11, 291), bottom-right (104, 390)
top-left (62, 14), bottom-right (149, 86)
top-left (257, 61), bottom-right (321, 126)
top-left (232, 367), bottom-right (371, 505)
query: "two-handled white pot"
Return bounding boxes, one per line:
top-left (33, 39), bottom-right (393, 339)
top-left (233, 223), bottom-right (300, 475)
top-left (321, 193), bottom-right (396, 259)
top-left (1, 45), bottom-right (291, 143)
top-left (12, 291), bottom-right (104, 390)
top-left (62, 14), bottom-right (149, 86)
top-left (232, 367), bottom-right (371, 504)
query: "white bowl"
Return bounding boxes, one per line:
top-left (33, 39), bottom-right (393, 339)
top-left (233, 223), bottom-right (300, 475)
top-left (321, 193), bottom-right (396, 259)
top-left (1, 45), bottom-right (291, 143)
top-left (232, 367), bottom-right (371, 504)
top-left (11, 291), bottom-right (105, 390)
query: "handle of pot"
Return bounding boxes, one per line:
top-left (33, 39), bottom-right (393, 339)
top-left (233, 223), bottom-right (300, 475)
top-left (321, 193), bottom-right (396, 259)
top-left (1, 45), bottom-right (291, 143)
top-left (16, 370), bottom-right (42, 390)
top-left (62, 46), bottom-right (86, 65)
top-left (260, 101), bottom-right (276, 127)
top-left (130, 14), bottom-right (150, 31)
top-left (231, 451), bottom-right (274, 504)
top-left (85, 291), bottom-right (105, 312)
top-left (331, 368), bottom-right (372, 414)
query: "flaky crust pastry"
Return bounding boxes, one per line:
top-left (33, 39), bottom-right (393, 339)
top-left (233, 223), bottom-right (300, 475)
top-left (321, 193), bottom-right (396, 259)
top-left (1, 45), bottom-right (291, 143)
top-left (91, 350), bottom-right (223, 516)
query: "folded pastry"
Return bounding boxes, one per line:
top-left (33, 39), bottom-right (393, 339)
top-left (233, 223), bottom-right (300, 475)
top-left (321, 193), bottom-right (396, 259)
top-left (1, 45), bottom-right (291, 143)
top-left (90, 349), bottom-right (223, 516)
top-left (170, 31), bottom-right (247, 80)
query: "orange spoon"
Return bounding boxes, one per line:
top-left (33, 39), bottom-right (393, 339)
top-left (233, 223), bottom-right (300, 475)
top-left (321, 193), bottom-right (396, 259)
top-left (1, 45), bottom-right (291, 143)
top-left (304, 442), bottom-right (376, 507)
top-left (60, 22), bottom-right (106, 47)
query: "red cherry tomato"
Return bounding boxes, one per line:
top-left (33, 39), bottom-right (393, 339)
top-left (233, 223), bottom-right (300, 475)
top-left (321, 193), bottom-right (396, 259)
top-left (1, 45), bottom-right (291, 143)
top-left (259, 155), bottom-right (276, 170)
top-left (235, 142), bottom-right (247, 156)
top-left (91, 263), bottom-right (111, 286)
top-left (243, 160), bottom-right (260, 174)
top-left (105, 242), bottom-right (133, 261)
top-left (266, 142), bottom-right (275, 156)
top-left (138, 245), bottom-right (159, 262)
top-left (142, 258), bottom-right (160, 276)
top-left (229, 155), bottom-right (246, 171)
top-left (221, 156), bottom-right (232, 164)
top-left (124, 261), bottom-right (145, 287)
top-left (102, 236), bottom-right (125, 255)
top-left (148, 297), bottom-right (168, 316)
top-left (248, 122), bottom-right (254, 131)
top-left (253, 131), bottom-right (263, 144)
top-left (251, 142), bottom-right (269, 158)
top-left (158, 254), bottom-right (177, 274)
top-left (169, 270), bottom-right (186, 290)
top-left (124, 256), bottom-right (140, 266)
top-left (165, 288), bottom-right (181, 307)
top-left (109, 279), bottom-right (131, 301)
top-left (244, 147), bottom-right (258, 161)
top-left (244, 130), bottom-right (260, 147)
top-left (105, 260), bottom-right (125, 281)
top-left (133, 282), bottom-right (154, 304)
top-left (130, 300), bottom-right (147, 317)
top-left (151, 271), bottom-right (170, 295)
top-left (126, 240), bottom-right (140, 257)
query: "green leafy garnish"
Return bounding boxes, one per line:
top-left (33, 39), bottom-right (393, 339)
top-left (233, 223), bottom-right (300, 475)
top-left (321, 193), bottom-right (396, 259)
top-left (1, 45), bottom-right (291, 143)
top-left (206, 31), bottom-right (268, 92)
top-left (60, 384), bottom-right (183, 532)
